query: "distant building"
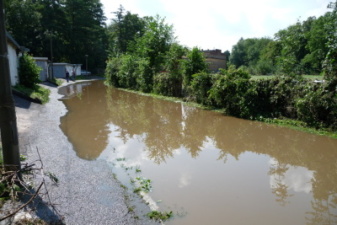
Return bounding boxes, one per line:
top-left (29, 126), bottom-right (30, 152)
top-left (33, 57), bottom-right (49, 81)
top-left (202, 49), bottom-right (227, 72)
top-left (50, 63), bottom-right (82, 78)
top-left (6, 32), bottom-right (22, 86)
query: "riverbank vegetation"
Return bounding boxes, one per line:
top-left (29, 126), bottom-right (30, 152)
top-left (105, 5), bottom-right (337, 134)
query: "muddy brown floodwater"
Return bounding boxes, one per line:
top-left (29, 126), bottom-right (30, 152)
top-left (59, 80), bottom-right (337, 225)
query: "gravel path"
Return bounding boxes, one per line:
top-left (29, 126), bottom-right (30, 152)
top-left (14, 81), bottom-right (156, 225)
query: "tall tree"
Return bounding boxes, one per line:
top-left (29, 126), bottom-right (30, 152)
top-left (64, 0), bottom-right (107, 70)
top-left (323, 1), bottom-right (337, 80)
top-left (5, 0), bottom-right (42, 54)
top-left (183, 47), bottom-right (208, 86)
top-left (107, 6), bottom-right (145, 55)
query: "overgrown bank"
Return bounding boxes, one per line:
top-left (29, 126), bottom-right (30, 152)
top-left (106, 66), bottom-right (337, 137)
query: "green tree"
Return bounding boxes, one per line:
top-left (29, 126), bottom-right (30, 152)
top-left (64, 0), bottom-right (107, 70)
top-left (107, 6), bottom-right (145, 55)
top-left (5, 0), bottom-right (42, 53)
top-left (183, 47), bottom-right (208, 87)
top-left (154, 43), bottom-right (186, 96)
top-left (229, 37), bottom-right (272, 74)
top-left (323, 2), bottom-right (337, 80)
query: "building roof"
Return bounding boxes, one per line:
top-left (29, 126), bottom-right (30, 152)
top-left (33, 57), bottom-right (49, 61)
top-left (6, 32), bottom-right (21, 50)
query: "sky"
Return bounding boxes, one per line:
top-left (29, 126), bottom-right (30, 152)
top-left (100, 0), bottom-right (333, 52)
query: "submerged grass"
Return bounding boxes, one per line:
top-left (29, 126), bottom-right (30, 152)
top-left (147, 210), bottom-right (173, 222)
top-left (259, 117), bottom-right (337, 139)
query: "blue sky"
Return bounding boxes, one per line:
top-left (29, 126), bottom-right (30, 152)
top-left (100, 0), bottom-right (332, 51)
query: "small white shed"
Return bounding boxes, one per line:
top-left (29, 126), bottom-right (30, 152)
top-left (33, 57), bottom-right (49, 81)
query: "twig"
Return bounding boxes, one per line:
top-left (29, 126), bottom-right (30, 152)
top-left (0, 182), bottom-right (44, 221)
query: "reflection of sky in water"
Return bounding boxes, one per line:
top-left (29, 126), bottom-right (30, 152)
top-left (98, 123), bottom-right (147, 167)
top-left (269, 158), bottom-right (314, 194)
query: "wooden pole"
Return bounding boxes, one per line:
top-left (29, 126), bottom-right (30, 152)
top-left (0, 0), bottom-right (21, 171)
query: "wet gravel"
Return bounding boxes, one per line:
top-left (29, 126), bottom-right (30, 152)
top-left (14, 81), bottom-right (158, 225)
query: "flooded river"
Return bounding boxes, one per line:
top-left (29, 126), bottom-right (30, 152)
top-left (59, 80), bottom-right (337, 225)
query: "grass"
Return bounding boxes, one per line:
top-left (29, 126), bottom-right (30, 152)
top-left (48, 78), bottom-right (63, 86)
top-left (13, 84), bottom-right (50, 104)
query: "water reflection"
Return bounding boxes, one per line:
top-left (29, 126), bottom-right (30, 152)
top-left (60, 82), bottom-right (110, 160)
top-left (59, 81), bottom-right (337, 225)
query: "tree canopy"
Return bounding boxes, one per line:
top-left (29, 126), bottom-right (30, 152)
top-left (229, 5), bottom-right (337, 77)
top-left (5, 0), bottom-right (108, 72)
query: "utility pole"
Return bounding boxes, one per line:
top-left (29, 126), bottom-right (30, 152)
top-left (0, 0), bottom-right (21, 171)
top-left (85, 54), bottom-right (88, 74)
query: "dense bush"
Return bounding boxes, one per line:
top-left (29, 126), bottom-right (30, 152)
top-left (18, 53), bottom-right (41, 89)
top-left (153, 72), bottom-right (174, 96)
top-left (208, 68), bottom-right (255, 118)
top-left (105, 57), bottom-right (121, 87)
top-left (189, 72), bottom-right (213, 105)
top-left (295, 80), bottom-right (337, 129)
top-left (135, 58), bottom-right (153, 93)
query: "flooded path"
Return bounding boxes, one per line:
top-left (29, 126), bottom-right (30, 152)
top-left (59, 81), bottom-right (337, 225)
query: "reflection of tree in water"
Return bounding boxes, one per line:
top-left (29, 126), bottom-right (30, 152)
top-left (306, 195), bottom-right (337, 225)
top-left (181, 105), bottom-right (208, 158)
top-left (268, 161), bottom-right (293, 206)
top-left (104, 83), bottom-right (337, 223)
top-left (106, 87), bottom-right (183, 163)
top-left (60, 81), bottom-right (110, 160)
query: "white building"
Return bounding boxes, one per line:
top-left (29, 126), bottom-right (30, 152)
top-left (33, 57), bottom-right (49, 81)
top-left (6, 32), bottom-right (21, 86)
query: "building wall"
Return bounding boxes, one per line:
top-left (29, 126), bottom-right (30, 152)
top-left (34, 57), bottom-right (49, 81)
top-left (52, 64), bottom-right (67, 78)
top-left (7, 43), bottom-right (19, 86)
top-left (207, 58), bottom-right (227, 72)
top-left (202, 49), bottom-right (227, 72)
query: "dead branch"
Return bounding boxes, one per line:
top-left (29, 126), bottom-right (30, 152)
top-left (0, 147), bottom-right (64, 223)
top-left (0, 182), bottom-right (43, 221)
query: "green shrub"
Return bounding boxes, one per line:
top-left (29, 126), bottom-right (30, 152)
top-left (135, 58), bottom-right (153, 93)
top-left (105, 57), bottom-right (121, 87)
top-left (208, 67), bottom-right (254, 118)
top-left (18, 53), bottom-right (41, 89)
top-left (118, 54), bottom-right (138, 89)
top-left (153, 72), bottom-right (175, 96)
top-left (189, 72), bottom-right (213, 105)
top-left (295, 81), bottom-right (337, 129)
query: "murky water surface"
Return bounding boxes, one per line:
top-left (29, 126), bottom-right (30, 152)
top-left (59, 81), bottom-right (337, 225)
